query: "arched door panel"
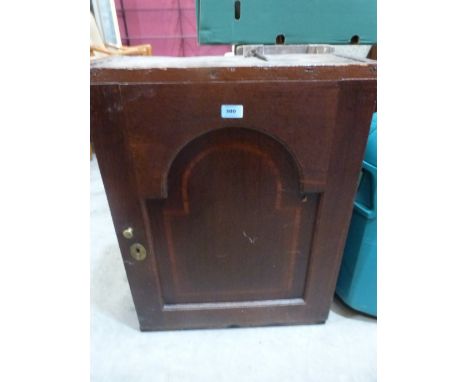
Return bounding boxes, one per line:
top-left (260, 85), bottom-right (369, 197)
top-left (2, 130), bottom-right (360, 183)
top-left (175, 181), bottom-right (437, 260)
top-left (147, 128), bottom-right (318, 304)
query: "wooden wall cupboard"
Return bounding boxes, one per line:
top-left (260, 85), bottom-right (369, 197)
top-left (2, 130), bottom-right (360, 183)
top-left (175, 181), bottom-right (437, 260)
top-left (91, 54), bottom-right (376, 331)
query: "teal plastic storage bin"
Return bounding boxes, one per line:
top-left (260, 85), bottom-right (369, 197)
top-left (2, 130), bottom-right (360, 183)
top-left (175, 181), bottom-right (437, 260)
top-left (196, 0), bottom-right (377, 45)
top-left (336, 113), bottom-right (377, 317)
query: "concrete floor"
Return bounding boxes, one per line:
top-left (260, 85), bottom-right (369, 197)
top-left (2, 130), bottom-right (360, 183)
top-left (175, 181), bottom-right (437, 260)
top-left (90, 157), bottom-right (376, 382)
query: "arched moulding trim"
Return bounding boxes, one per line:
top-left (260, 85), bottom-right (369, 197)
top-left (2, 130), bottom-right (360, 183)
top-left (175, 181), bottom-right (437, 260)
top-left (158, 126), bottom-right (309, 297)
top-left (160, 127), bottom-right (305, 199)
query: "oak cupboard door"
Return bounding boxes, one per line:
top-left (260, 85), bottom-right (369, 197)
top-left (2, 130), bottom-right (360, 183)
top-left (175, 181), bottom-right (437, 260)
top-left (91, 57), bottom-right (376, 331)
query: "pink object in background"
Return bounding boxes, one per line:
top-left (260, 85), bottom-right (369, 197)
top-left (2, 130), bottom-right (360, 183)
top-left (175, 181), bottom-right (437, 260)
top-left (115, 0), bottom-right (231, 57)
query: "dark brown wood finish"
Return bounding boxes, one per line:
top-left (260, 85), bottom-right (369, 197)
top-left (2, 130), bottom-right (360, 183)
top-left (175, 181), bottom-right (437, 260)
top-left (91, 56), bottom-right (376, 331)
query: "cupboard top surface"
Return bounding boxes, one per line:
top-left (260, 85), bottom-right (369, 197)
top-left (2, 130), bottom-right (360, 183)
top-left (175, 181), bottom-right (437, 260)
top-left (90, 55), bottom-right (376, 84)
top-left (91, 53), bottom-right (373, 69)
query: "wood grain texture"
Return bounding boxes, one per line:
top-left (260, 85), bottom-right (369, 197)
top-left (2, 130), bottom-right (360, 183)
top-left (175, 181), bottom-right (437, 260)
top-left (91, 57), bottom-right (376, 331)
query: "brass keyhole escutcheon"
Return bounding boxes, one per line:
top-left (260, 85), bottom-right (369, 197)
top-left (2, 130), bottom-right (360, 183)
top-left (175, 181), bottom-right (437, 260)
top-left (130, 243), bottom-right (147, 261)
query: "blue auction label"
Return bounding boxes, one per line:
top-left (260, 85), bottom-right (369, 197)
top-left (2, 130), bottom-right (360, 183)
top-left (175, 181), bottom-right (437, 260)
top-left (221, 104), bottom-right (244, 119)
